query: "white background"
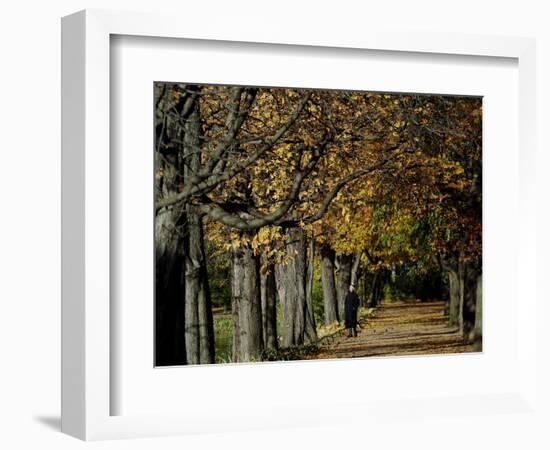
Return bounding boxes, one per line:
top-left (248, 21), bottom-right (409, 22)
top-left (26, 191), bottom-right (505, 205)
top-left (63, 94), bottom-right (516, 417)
top-left (1, 1), bottom-right (549, 449)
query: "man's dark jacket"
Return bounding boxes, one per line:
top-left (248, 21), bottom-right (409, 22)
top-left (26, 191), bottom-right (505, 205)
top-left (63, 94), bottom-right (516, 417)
top-left (344, 290), bottom-right (359, 328)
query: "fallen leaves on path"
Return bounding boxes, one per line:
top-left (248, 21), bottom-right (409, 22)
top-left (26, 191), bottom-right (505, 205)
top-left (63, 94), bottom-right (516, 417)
top-left (312, 300), bottom-right (476, 360)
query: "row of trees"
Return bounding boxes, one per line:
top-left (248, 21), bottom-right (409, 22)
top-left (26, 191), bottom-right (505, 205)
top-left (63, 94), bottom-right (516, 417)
top-left (154, 83), bottom-right (482, 365)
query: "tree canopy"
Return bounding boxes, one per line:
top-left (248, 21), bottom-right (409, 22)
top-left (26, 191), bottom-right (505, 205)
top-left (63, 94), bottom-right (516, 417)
top-left (154, 83), bottom-right (482, 365)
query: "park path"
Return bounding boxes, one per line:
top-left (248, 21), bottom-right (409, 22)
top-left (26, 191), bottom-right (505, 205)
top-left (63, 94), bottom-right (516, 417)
top-left (313, 300), bottom-right (475, 360)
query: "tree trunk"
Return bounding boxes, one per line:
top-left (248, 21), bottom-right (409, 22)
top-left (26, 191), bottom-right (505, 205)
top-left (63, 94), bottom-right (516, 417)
top-left (448, 263), bottom-right (465, 332)
top-left (231, 241), bottom-right (263, 362)
top-left (369, 271), bottom-right (385, 307)
top-left (154, 92), bottom-right (187, 366)
top-left (351, 251), bottom-right (362, 287)
top-left (261, 267), bottom-right (278, 350)
top-left (472, 274), bottom-right (482, 350)
top-left (184, 205), bottom-right (215, 364)
top-left (305, 239), bottom-right (318, 343)
top-left (462, 264), bottom-right (479, 335)
top-left (370, 273), bottom-right (378, 307)
top-left (155, 207), bottom-right (186, 366)
top-left (275, 227), bottom-right (307, 347)
top-left (183, 96), bottom-right (215, 365)
top-left (335, 254), bottom-right (353, 321)
top-left (351, 251), bottom-right (363, 306)
top-left (320, 245), bottom-right (339, 324)
top-left (361, 271), bottom-right (369, 307)
top-left (231, 285), bottom-right (240, 362)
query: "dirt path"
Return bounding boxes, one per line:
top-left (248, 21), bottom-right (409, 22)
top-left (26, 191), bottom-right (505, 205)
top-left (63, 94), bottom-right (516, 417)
top-left (313, 300), bottom-right (475, 360)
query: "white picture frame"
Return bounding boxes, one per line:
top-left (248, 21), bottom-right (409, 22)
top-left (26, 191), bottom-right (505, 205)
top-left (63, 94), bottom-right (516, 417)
top-left (61, 9), bottom-right (538, 441)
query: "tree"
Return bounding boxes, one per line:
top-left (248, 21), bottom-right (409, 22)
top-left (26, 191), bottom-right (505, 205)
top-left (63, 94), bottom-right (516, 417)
top-left (300, 93), bottom-right (482, 333)
top-left (320, 244), bottom-right (339, 324)
top-left (157, 86), bottom-right (411, 362)
top-left (155, 84), bottom-right (483, 365)
top-left (154, 83), bottom-right (195, 365)
top-left (260, 266), bottom-right (278, 350)
top-left (335, 254), bottom-right (353, 320)
top-left (230, 232), bottom-right (263, 362)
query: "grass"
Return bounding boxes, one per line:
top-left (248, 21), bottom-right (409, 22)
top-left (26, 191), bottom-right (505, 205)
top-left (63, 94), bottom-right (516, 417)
top-left (213, 304), bottom-right (286, 363)
top-left (213, 314), bottom-right (233, 363)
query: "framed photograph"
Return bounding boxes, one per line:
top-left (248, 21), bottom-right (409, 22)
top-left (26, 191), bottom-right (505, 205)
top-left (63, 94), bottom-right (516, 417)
top-left (61, 9), bottom-right (537, 441)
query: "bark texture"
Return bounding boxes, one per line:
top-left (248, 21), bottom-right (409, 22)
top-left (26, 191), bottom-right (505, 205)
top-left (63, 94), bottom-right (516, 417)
top-left (184, 205), bottom-right (214, 364)
top-left (275, 227), bottom-right (308, 347)
top-left (261, 267), bottom-right (278, 350)
top-left (472, 274), bottom-right (483, 351)
top-left (154, 86), bottom-right (189, 366)
top-left (447, 264), bottom-right (465, 331)
top-left (463, 264), bottom-right (479, 335)
top-left (351, 251), bottom-right (362, 287)
top-left (369, 271), bottom-right (385, 307)
top-left (183, 98), bottom-right (215, 364)
top-left (320, 245), bottom-right (339, 324)
top-left (304, 239), bottom-right (318, 343)
top-left (155, 206), bottom-right (186, 366)
top-left (231, 241), bottom-right (263, 362)
top-left (336, 254), bottom-right (353, 320)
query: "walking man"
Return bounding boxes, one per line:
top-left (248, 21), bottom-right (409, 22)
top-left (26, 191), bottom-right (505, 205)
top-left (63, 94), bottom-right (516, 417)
top-left (345, 284), bottom-right (359, 337)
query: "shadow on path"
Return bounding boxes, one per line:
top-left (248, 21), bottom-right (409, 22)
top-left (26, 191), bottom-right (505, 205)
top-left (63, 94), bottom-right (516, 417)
top-left (314, 300), bottom-right (475, 359)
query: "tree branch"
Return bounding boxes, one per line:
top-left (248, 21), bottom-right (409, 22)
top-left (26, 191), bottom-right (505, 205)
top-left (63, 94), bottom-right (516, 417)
top-left (155, 92), bottom-right (312, 212)
top-left (297, 145), bottom-right (406, 224)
